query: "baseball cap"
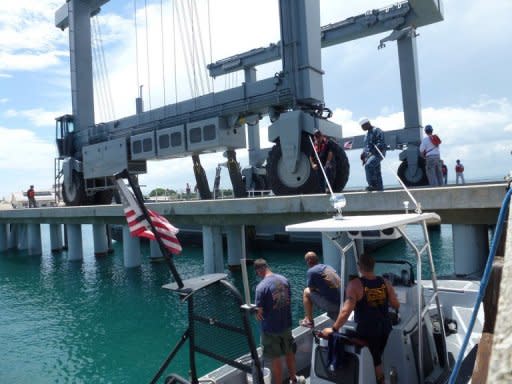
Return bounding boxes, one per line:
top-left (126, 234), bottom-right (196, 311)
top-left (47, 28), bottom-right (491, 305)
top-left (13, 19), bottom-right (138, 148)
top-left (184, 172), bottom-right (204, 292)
top-left (425, 125), bottom-right (433, 133)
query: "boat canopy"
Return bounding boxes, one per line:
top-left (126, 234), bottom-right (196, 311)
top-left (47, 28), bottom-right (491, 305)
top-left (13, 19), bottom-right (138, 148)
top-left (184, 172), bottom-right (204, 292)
top-left (285, 213), bottom-right (440, 233)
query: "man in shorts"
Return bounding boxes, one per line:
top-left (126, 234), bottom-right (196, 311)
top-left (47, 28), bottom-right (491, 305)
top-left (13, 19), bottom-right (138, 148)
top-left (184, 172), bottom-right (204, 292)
top-left (254, 258), bottom-right (304, 384)
top-left (321, 253), bottom-right (400, 384)
top-left (300, 251), bottom-right (341, 328)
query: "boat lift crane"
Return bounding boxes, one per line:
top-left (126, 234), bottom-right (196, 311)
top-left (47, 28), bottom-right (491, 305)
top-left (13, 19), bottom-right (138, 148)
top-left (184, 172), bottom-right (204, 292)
top-left (53, 0), bottom-right (443, 205)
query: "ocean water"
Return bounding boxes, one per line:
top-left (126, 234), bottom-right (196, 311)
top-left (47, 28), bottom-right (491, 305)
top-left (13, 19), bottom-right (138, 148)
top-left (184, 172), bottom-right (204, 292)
top-left (0, 223), bottom-right (455, 383)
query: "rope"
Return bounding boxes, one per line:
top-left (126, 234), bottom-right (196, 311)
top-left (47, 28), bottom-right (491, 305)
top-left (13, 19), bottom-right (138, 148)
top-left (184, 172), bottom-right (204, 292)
top-left (207, 0), bottom-right (214, 93)
top-left (172, 0), bottom-right (177, 105)
top-left (175, 1), bottom-right (195, 96)
top-left (133, 0), bottom-right (140, 101)
top-left (160, 0), bottom-right (166, 104)
top-left (144, 0), bottom-right (152, 110)
top-left (373, 145), bottom-right (422, 213)
top-left (95, 17), bottom-right (115, 120)
top-left (448, 187), bottom-right (512, 383)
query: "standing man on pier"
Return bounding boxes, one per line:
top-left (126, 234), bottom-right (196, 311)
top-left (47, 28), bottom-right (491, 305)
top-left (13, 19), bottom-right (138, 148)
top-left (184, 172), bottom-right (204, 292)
top-left (360, 118), bottom-right (386, 191)
top-left (419, 125), bottom-right (443, 186)
top-left (27, 185), bottom-right (36, 208)
top-left (254, 259), bottom-right (305, 384)
top-left (455, 159), bottom-right (465, 184)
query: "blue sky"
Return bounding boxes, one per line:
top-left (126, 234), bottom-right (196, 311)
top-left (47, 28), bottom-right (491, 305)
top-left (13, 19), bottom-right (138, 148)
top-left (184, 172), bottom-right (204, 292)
top-left (0, 0), bottom-right (511, 200)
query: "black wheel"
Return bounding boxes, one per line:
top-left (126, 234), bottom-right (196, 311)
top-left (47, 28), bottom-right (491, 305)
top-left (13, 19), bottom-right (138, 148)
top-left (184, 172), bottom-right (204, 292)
top-left (62, 171), bottom-right (87, 206)
top-left (397, 158), bottom-right (428, 186)
top-left (266, 135), bottom-right (320, 195)
top-left (332, 143), bottom-right (350, 192)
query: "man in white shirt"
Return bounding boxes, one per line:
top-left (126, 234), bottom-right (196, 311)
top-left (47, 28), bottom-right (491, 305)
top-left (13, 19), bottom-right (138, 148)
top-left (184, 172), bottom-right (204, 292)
top-left (419, 125), bottom-right (443, 186)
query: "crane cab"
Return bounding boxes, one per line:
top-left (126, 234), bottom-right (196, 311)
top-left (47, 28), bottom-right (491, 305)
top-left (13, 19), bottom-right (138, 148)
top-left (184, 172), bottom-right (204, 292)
top-left (56, 114), bottom-right (75, 158)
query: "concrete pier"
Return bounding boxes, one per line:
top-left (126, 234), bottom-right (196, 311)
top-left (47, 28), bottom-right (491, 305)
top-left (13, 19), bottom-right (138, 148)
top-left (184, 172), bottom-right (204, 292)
top-left (226, 225), bottom-right (245, 268)
top-left (27, 224), bottom-right (42, 256)
top-left (453, 224), bottom-right (489, 276)
top-left (66, 224), bottom-right (83, 261)
top-left (122, 225), bottom-right (141, 268)
top-left (17, 224), bottom-right (28, 251)
top-left (0, 223), bottom-right (7, 252)
top-left (93, 224), bottom-right (109, 256)
top-left (203, 225), bottom-right (223, 274)
top-left (7, 224), bottom-right (17, 249)
top-left (49, 224), bottom-right (64, 252)
top-left (150, 240), bottom-right (163, 260)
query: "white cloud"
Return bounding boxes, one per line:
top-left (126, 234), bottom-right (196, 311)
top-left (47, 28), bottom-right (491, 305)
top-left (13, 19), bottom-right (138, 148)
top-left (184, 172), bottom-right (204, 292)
top-left (0, 126), bottom-right (56, 197)
top-left (4, 107), bottom-right (62, 127)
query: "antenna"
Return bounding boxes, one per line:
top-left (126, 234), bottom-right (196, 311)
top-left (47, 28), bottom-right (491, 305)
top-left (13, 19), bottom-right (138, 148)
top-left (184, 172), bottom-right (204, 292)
top-left (373, 145), bottom-right (422, 214)
top-left (309, 135), bottom-right (346, 218)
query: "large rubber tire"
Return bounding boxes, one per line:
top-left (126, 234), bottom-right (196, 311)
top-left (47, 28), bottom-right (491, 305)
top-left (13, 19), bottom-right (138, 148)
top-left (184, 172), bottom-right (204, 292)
top-left (397, 158), bottom-right (428, 187)
top-left (332, 144), bottom-right (350, 192)
top-left (266, 135), bottom-right (319, 195)
top-left (62, 171), bottom-right (87, 206)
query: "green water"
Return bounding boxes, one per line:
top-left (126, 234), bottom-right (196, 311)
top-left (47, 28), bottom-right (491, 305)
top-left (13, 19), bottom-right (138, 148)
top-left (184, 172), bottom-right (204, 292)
top-left (0, 224), bottom-right (455, 383)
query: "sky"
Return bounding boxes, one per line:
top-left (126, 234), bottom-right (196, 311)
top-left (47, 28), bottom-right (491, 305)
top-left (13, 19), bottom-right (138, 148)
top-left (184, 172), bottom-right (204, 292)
top-left (0, 0), bottom-right (511, 200)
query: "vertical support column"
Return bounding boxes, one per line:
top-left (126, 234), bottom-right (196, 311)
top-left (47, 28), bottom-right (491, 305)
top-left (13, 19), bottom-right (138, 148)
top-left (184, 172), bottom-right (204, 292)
top-left (226, 225), bottom-right (245, 268)
top-left (150, 240), bottom-right (163, 261)
top-left (49, 224), bottom-right (64, 252)
top-left (8, 224), bottom-right (17, 249)
top-left (397, 33), bottom-right (422, 129)
top-left (0, 223), bottom-right (8, 252)
top-left (203, 225), bottom-right (224, 274)
top-left (92, 223), bottom-right (108, 257)
top-left (122, 225), bottom-right (141, 268)
top-left (27, 224), bottom-right (42, 256)
top-left (453, 224), bottom-right (489, 276)
top-left (106, 225), bottom-right (114, 253)
top-left (397, 33), bottom-right (423, 177)
top-left (17, 224), bottom-right (28, 251)
top-left (66, 224), bottom-right (83, 261)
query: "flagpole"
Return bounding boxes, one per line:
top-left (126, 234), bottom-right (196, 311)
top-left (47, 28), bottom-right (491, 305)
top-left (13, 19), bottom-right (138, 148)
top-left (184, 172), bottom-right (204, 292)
top-left (119, 170), bottom-right (185, 289)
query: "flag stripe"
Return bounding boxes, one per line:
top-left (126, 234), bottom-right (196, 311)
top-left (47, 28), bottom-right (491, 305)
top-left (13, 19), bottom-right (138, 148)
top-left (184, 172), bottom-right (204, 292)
top-left (116, 178), bottom-right (182, 255)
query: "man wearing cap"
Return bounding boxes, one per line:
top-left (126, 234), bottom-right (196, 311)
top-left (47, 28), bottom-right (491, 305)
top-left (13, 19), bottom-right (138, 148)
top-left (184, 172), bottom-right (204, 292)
top-left (311, 129), bottom-right (337, 192)
top-left (360, 118), bottom-right (386, 191)
top-left (419, 125), bottom-right (443, 186)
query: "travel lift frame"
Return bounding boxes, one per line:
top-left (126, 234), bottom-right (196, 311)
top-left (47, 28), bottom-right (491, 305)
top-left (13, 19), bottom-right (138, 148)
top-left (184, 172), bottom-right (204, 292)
top-left (54, 0), bottom-right (443, 205)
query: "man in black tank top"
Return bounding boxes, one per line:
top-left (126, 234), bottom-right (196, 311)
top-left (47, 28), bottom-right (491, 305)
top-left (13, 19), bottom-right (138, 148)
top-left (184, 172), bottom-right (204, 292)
top-left (321, 253), bottom-right (400, 384)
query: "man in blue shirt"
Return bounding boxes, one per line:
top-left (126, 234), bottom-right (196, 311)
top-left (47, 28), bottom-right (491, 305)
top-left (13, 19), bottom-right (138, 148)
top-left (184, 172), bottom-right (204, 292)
top-left (360, 118), bottom-right (386, 191)
top-left (254, 259), bottom-right (304, 384)
top-left (300, 251), bottom-right (341, 328)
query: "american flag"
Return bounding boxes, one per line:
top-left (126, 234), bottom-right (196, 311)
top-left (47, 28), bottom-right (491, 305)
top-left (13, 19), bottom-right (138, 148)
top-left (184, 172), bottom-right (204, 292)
top-left (115, 178), bottom-right (182, 255)
top-left (343, 140), bottom-right (353, 150)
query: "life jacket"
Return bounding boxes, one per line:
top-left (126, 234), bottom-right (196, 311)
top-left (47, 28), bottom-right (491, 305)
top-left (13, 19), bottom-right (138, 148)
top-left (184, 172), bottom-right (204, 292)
top-left (27, 190), bottom-right (35, 199)
top-left (429, 134), bottom-right (441, 146)
top-left (455, 164), bottom-right (464, 173)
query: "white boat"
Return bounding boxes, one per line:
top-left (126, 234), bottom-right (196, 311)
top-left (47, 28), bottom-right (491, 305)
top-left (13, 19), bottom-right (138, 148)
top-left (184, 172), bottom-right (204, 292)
top-left (150, 208), bottom-right (484, 384)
